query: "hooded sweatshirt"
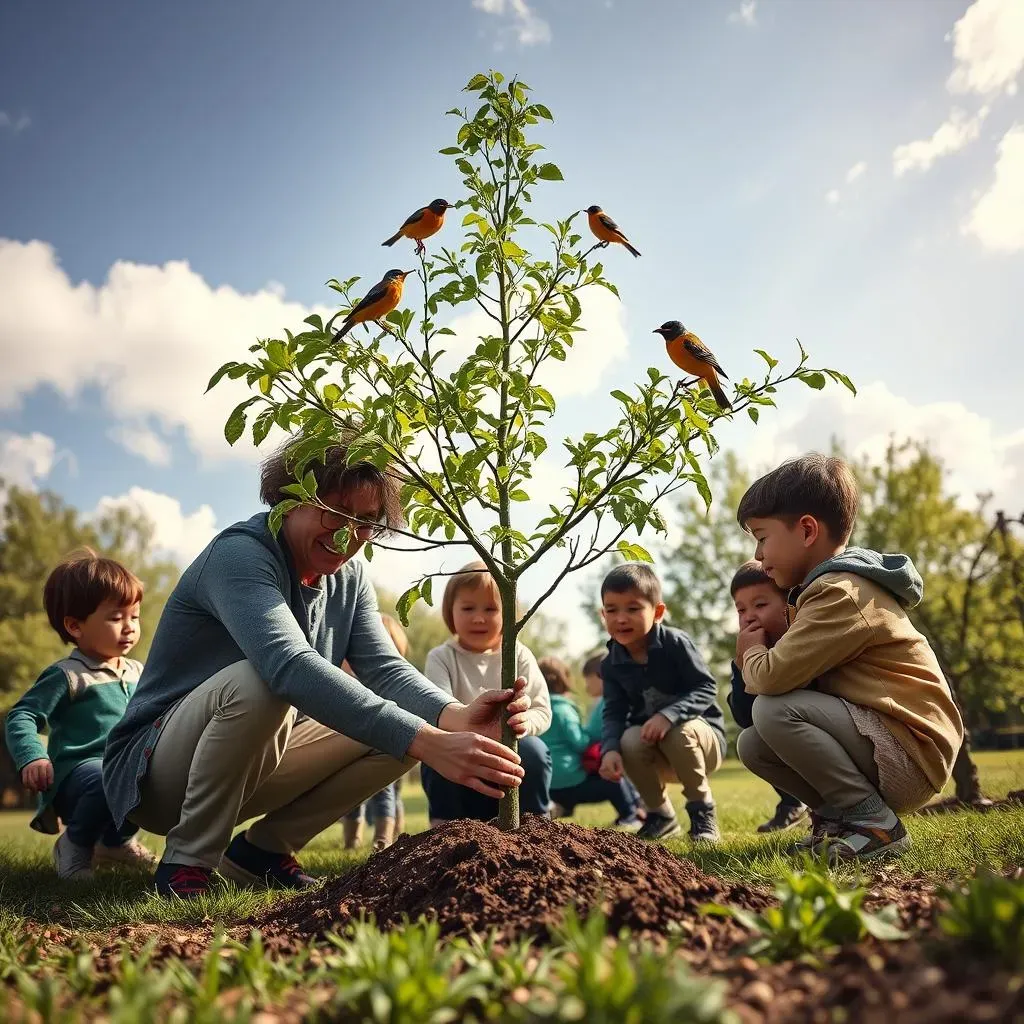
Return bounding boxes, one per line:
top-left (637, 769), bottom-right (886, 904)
top-left (740, 547), bottom-right (963, 793)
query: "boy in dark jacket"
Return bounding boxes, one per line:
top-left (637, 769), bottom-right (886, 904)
top-left (598, 564), bottom-right (727, 842)
top-left (728, 561), bottom-right (807, 832)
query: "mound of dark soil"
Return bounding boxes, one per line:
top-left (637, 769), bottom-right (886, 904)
top-left (256, 814), bottom-right (767, 949)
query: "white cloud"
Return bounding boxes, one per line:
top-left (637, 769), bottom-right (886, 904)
top-left (0, 112), bottom-right (31, 134)
top-left (744, 381), bottom-right (1024, 513)
top-left (0, 431), bottom-right (57, 491)
top-left (0, 239), bottom-right (333, 465)
top-left (728, 0), bottom-right (757, 27)
top-left (963, 123), bottom-right (1024, 251)
top-left (947, 0), bottom-right (1024, 96)
top-left (892, 106), bottom-right (989, 176)
top-left (472, 0), bottom-right (551, 46)
top-left (93, 487), bottom-right (218, 565)
top-left (845, 160), bottom-right (867, 183)
top-left (825, 189), bottom-right (841, 205)
top-left (108, 424), bottom-right (173, 466)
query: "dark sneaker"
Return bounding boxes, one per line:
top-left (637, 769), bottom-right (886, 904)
top-left (220, 833), bottom-right (316, 890)
top-left (636, 811), bottom-right (682, 841)
top-left (816, 817), bottom-right (912, 863)
top-left (686, 801), bottom-right (721, 844)
top-left (791, 811), bottom-right (841, 853)
top-left (155, 861), bottom-right (215, 898)
top-left (757, 801), bottom-right (809, 833)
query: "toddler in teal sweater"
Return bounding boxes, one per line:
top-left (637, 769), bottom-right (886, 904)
top-left (4, 552), bottom-right (157, 880)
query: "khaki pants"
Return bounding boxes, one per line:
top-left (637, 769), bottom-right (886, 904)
top-left (736, 689), bottom-right (879, 813)
top-left (131, 660), bottom-right (413, 867)
top-left (620, 717), bottom-right (722, 807)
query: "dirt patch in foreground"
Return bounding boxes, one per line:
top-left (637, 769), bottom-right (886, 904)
top-left (254, 814), bottom-right (767, 952)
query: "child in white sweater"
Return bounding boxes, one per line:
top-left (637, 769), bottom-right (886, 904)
top-left (422, 560), bottom-right (552, 824)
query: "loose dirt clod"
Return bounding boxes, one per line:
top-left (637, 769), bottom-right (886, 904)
top-left (256, 814), bottom-right (767, 948)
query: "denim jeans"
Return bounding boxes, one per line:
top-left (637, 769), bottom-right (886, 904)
top-left (53, 758), bottom-right (139, 848)
top-left (551, 772), bottom-right (640, 820)
top-left (422, 734), bottom-right (552, 821)
top-left (343, 782), bottom-right (399, 823)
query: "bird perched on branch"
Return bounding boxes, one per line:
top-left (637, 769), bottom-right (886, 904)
top-left (653, 320), bottom-right (732, 410)
top-left (382, 199), bottom-right (453, 255)
top-left (332, 269), bottom-right (412, 342)
top-left (585, 205), bottom-right (641, 257)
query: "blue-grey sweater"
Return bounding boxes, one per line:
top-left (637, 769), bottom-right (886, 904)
top-left (600, 623), bottom-right (727, 757)
top-left (103, 512), bottom-right (455, 828)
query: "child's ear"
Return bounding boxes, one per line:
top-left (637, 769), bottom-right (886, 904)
top-left (653, 602), bottom-right (667, 622)
top-left (63, 616), bottom-right (83, 640)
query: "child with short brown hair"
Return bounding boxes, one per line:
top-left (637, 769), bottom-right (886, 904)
top-left (728, 561), bottom-right (807, 833)
top-left (735, 453), bottom-right (964, 861)
top-left (5, 551), bottom-right (157, 879)
top-left (422, 560), bottom-right (552, 823)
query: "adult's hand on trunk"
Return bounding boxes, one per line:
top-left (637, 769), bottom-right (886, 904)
top-left (408, 725), bottom-right (524, 798)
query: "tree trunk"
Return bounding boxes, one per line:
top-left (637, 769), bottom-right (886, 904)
top-left (496, 579), bottom-right (520, 831)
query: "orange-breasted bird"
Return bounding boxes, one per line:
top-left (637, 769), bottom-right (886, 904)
top-left (653, 320), bottom-right (732, 410)
top-left (382, 199), bottom-right (453, 255)
top-left (332, 269), bottom-right (412, 342)
top-left (585, 205), bottom-right (641, 257)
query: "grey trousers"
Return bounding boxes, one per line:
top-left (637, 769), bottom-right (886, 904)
top-left (131, 660), bottom-right (413, 867)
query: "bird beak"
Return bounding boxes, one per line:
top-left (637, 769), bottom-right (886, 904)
top-left (402, 270), bottom-right (414, 277)
top-left (652, 329), bottom-right (662, 335)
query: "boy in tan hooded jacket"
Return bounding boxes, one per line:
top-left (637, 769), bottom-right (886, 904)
top-left (734, 453), bottom-right (963, 862)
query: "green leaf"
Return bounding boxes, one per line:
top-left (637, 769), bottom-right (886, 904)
top-left (536, 162), bottom-right (563, 181)
top-left (799, 371), bottom-right (827, 390)
top-left (616, 541), bottom-right (654, 563)
top-left (747, 407), bottom-right (759, 423)
top-left (224, 397), bottom-right (258, 445)
top-left (206, 361), bottom-right (240, 393)
top-left (825, 368), bottom-right (857, 395)
top-left (438, 146), bottom-right (462, 155)
top-left (510, 489), bottom-right (531, 501)
top-left (363, 542), bottom-right (374, 562)
top-left (421, 576), bottom-right (433, 606)
top-left (465, 73), bottom-right (489, 92)
top-left (395, 584), bottom-right (421, 626)
top-left (754, 348), bottom-right (778, 370)
top-left (501, 240), bottom-right (527, 259)
top-left (532, 103), bottom-right (554, 121)
top-left (303, 314), bottom-right (324, 332)
top-left (267, 498), bottom-right (299, 535)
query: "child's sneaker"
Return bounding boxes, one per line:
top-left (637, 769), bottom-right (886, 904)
top-left (757, 801), bottom-right (809, 833)
top-left (636, 810), bottom-right (682, 841)
top-left (52, 832), bottom-right (94, 880)
top-left (686, 801), bottom-right (721, 844)
top-left (790, 810), bottom-right (841, 853)
top-left (220, 833), bottom-right (316, 890)
top-left (817, 818), bottom-right (912, 863)
top-left (94, 837), bottom-right (158, 871)
top-left (155, 861), bottom-right (216, 898)
top-left (611, 813), bottom-right (645, 832)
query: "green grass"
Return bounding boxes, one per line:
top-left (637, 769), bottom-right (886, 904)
top-left (0, 751), bottom-right (1021, 934)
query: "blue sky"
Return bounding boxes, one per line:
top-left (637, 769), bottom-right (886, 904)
top-left (1, 0), bottom-right (1022, 654)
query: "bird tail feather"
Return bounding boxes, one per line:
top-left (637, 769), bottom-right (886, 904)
top-left (381, 232), bottom-right (402, 247)
top-left (624, 242), bottom-right (641, 258)
top-left (332, 321), bottom-right (353, 343)
top-left (708, 377), bottom-right (732, 411)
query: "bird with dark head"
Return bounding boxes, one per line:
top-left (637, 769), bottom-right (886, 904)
top-left (585, 205), bottom-right (641, 257)
top-left (382, 199), bottom-right (453, 255)
top-left (332, 269), bottom-right (413, 343)
top-left (654, 320), bottom-right (732, 410)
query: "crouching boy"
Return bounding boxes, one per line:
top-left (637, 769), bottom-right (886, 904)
top-left (735, 454), bottom-right (964, 862)
top-left (597, 564), bottom-right (727, 843)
